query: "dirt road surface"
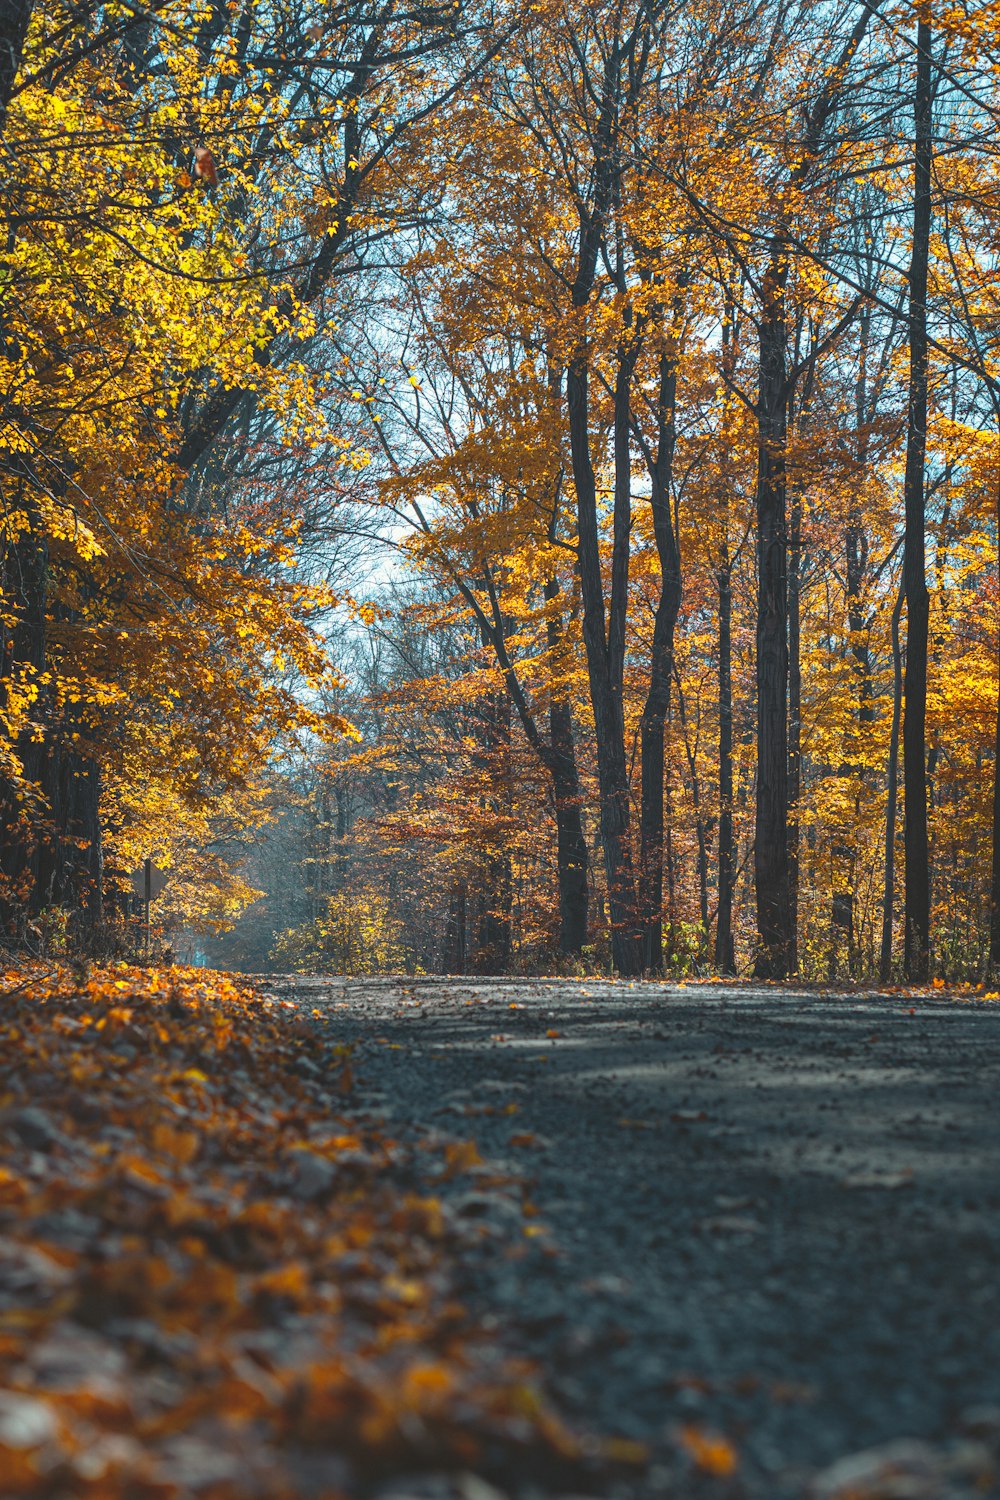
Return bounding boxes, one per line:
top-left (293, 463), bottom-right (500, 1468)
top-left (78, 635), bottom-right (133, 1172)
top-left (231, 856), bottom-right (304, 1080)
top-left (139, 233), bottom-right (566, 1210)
top-left (272, 977), bottom-right (1000, 1499)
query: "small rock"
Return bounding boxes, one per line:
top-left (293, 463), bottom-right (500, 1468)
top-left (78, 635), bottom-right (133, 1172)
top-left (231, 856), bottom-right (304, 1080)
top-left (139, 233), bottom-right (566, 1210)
top-left (6, 1106), bottom-right (65, 1152)
top-left (158, 1434), bottom-right (245, 1489)
top-left (31, 1207), bottom-right (101, 1249)
top-left (458, 1476), bottom-right (508, 1500)
top-left (961, 1406), bottom-right (1000, 1443)
top-left (698, 1215), bottom-right (764, 1236)
top-left (0, 1239), bottom-right (73, 1297)
top-left (841, 1169), bottom-right (914, 1190)
top-left (71, 1433), bottom-right (145, 1482)
top-left (811, 1439), bottom-right (943, 1500)
top-left (0, 1390), bottom-right (59, 1449)
top-left (452, 1191), bottom-right (521, 1221)
top-left (945, 1439), bottom-right (995, 1482)
top-left (287, 1148), bottom-right (337, 1200)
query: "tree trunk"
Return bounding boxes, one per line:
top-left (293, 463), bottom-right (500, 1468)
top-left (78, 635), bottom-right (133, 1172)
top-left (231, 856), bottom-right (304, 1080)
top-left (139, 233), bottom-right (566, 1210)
top-left (786, 353), bottom-right (816, 976)
top-left (675, 672), bottom-right (709, 949)
top-left (753, 250), bottom-right (793, 979)
top-left (0, 0), bottom-right (33, 133)
top-left (0, 490), bottom-right (49, 936)
top-left (902, 15), bottom-right (933, 981)
top-left (567, 346), bottom-right (643, 975)
top-left (787, 480), bottom-right (801, 973)
top-left (747, 1), bottom-right (877, 979)
top-left (880, 585), bottom-right (905, 982)
top-left (474, 856), bottom-right (512, 974)
top-left (989, 466), bottom-right (1000, 970)
top-left (472, 690), bottom-right (513, 975)
top-left (715, 559), bottom-right (736, 975)
top-left (549, 697), bottom-right (589, 954)
top-left (543, 576), bottom-right (589, 955)
top-left (442, 881), bottom-right (467, 974)
top-left (639, 324), bottom-right (683, 974)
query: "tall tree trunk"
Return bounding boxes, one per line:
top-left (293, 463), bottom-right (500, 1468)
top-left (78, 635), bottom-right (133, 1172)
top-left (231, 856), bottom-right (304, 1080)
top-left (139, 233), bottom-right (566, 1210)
top-left (902, 15), bottom-right (933, 981)
top-left (989, 465), bottom-right (1000, 970)
top-left (567, 346), bottom-right (643, 975)
top-left (787, 479), bottom-right (801, 973)
top-left (753, 250), bottom-right (793, 979)
top-left (786, 351), bottom-right (816, 976)
top-left (881, 585), bottom-right (905, 982)
top-left (749, 0), bottom-right (877, 980)
top-left (675, 671), bottom-right (709, 948)
top-left (0, 487), bottom-right (49, 937)
top-left (464, 553), bottom-right (589, 959)
top-left (716, 557), bottom-right (736, 974)
top-left (472, 690), bottom-right (513, 975)
top-left (544, 576), bottom-right (589, 954)
top-left (549, 697), bottom-right (589, 954)
top-left (848, 306), bottom-right (875, 729)
top-left (639, 324), bottom-right (683, 973)
top-left (442, 881), bottom-right (467, 974)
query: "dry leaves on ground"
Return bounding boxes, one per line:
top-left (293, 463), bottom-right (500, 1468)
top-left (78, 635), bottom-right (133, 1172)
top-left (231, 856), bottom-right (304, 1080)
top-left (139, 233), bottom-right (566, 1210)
top-left (0, 964), bottom-right (575, 1498)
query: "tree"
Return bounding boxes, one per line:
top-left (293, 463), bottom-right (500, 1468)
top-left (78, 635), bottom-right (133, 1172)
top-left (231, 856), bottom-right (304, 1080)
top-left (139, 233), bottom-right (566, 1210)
top-left (901, 12), bottom-right (934, 980)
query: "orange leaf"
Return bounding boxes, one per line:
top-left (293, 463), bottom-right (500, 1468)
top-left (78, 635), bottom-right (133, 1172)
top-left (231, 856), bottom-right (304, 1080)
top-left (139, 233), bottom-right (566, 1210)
top-left (678, 1425), bottom-right (739, 1476)
top-left (152, 1122), bottom-right (199, 1164)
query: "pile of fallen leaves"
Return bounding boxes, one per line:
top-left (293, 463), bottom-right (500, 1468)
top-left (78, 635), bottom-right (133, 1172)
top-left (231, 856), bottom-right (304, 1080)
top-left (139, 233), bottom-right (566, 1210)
top-left (0, 964), bottom-right (574, 1498)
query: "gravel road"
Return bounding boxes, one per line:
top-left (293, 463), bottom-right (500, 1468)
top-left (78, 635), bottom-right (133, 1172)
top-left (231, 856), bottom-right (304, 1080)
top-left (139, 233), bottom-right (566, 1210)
top-left (272, 977), bottom-right (1000, 1500)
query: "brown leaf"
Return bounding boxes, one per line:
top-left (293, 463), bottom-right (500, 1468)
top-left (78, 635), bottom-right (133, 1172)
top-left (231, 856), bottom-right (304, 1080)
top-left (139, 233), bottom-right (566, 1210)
top-left (193, 146), bottom-right (218, 186)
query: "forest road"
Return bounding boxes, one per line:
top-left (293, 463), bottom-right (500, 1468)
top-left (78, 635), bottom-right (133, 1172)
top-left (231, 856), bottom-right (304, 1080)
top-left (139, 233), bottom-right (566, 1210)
top-left (273, 977), bottom-right (1000, 1500)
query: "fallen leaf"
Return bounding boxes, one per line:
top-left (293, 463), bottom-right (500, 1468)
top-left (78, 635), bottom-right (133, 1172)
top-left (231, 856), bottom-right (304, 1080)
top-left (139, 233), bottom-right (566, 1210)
top-left (678, 1424), bottom-right (739, 1476)
top-left (604, 1436), bottom-right (649, 1465)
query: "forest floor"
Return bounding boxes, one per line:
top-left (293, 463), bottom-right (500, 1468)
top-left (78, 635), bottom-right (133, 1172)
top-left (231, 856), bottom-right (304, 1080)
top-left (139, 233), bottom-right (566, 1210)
top-left (268, 975), bottom-right (1000, 1500)
top-left (4, 967), bottom-right (1000, 1500)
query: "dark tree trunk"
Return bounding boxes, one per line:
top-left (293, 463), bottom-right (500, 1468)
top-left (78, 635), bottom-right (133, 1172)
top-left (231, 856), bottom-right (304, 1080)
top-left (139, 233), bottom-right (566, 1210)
top-left (557, 34), bottom-right (646, 975)
top-left (989, 466), bottom-right (1000, 970)
top-left (881, 585), bottom-right (905, 982)
top-left (442, 881), bottom-right (467, 974)
top-left (474, 859), bottom-right (512, 974)
top-left (472, 691), bottom-right (513, 975)
top-left (902, 15), bottom-right (933, 981)
top-left (787, 355), bottom-right (818, 974)
top-left (843, 303), bottom-right (878, 975)
top-left (43, 738), bottom-right (103, 931)
top-left (675, 672), bottom-right (709, 948)
top-left (639, 326), bottom-right (683, 974)
top-left (0, 490), bottom-right (49, 935)
top-left (715, 559), bottom-right (736, 974)
top-left (543, 576), bottom-right (589, 954)
top-left (567, 347), bottom-right (643, 975)
top-left (549, 697), bottom-right (589, 953)
top-left (748, 0), bottom-right (877, 980)
top-left (753, 251), bottom-right (793, 979)
top-left (0, 0), bottom-right (33, 133)
top-left (787, 480), bottom-right (801, 973)
top-left (473, 567), bottom-right (589, 959)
